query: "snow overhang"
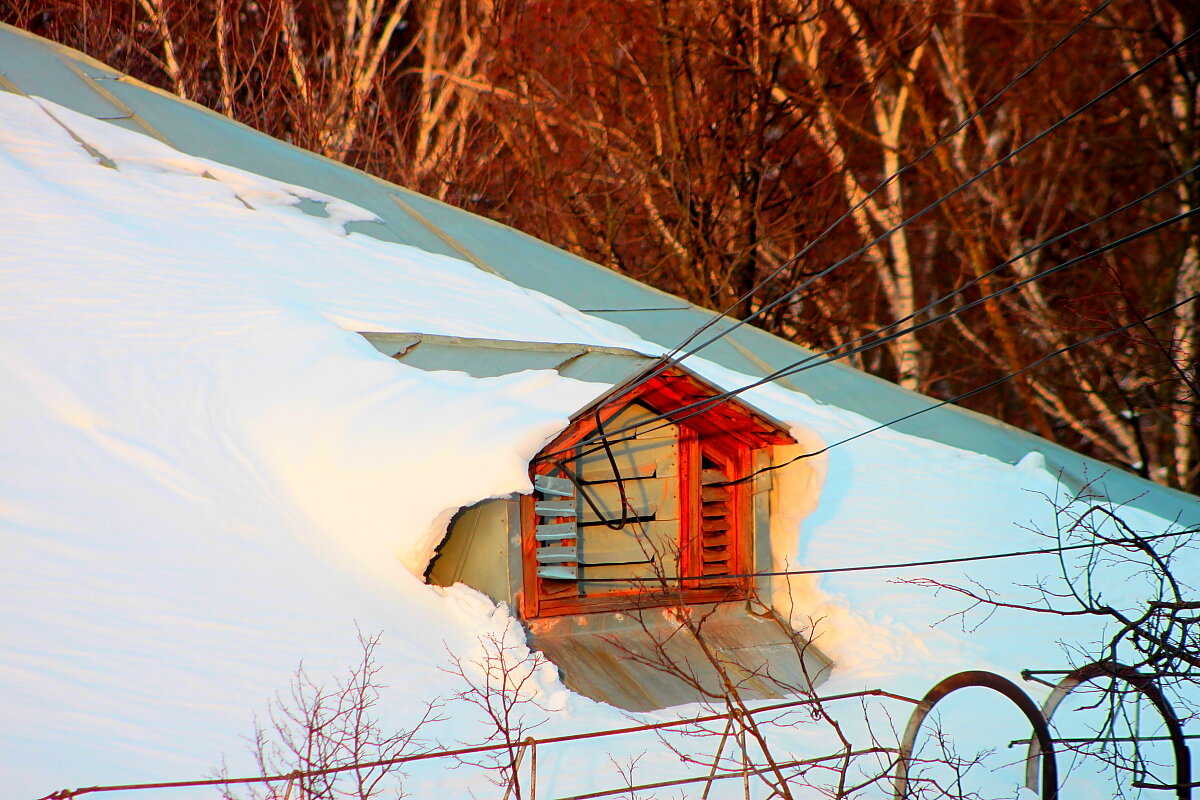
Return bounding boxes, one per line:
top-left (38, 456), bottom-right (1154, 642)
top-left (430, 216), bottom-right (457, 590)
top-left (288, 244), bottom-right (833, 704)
top-left (359, 331), bottom-right (796, 445)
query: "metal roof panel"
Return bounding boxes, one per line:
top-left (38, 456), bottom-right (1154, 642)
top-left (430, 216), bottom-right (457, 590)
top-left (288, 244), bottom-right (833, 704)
top-left (0, 28), bottom-right (124, 119)
top-left (392, 187), bottom-right (694, 311)
top-left (360, 331), bottom-right (647, 384)
top-left (4, 22), bottom-right (1194, 525)
top-left (397, 343), bottom-right (575, 379)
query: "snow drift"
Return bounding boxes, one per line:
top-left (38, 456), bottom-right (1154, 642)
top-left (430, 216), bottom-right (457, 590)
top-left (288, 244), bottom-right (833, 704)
top-left (2, 92), bottom-right (1194, 798)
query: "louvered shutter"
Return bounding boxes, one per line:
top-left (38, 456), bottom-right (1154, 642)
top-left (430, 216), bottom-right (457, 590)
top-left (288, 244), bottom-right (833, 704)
top-left (698, 453), bottom-right (735, 581)
top-left (533, 474), bottom-right (579, 582)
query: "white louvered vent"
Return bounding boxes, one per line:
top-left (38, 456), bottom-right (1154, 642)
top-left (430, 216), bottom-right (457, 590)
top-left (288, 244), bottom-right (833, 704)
top-left (533, 474), bottom-right (579, 581)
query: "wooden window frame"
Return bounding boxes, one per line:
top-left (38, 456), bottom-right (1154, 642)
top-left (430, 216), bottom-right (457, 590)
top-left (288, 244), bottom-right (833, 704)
top-left (520, 371), bottom-right (789, 619)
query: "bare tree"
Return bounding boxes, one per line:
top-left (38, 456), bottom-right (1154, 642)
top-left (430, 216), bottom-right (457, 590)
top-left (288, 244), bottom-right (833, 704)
top-left (441, 630), bottom-right (558, 799)
top-left (220, 630), bottom-right (443, 800)
top-left (903, 481), bottom-right (1199, 795)
top-left (770, 0), bottom-right (935, 389)
top-left (1098, 0), bottom-right (1200, 490)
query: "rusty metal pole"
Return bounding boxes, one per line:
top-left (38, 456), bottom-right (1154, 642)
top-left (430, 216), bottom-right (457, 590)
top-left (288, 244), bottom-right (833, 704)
top-left (700, 717), bottom-right (735, 800)
top-left (529, 737), bottom-right (538, 800)
top-left (502, 739), bottom-right (534, 800)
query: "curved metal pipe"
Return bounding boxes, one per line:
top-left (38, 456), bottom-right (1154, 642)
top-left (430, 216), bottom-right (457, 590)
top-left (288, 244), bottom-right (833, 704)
top-left (894, 670), bottom-right (1058, 799)
top-left (1024, 661), bottom-right (1191, 799)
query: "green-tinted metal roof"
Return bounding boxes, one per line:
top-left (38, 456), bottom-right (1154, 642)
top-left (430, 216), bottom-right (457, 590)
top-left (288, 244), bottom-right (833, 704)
top-left (360, 332), bottom-right (650, 385)
top-left (358, 332), bottom-right (796, 434)
top-left (4, 21), bottom-right (1196, 525)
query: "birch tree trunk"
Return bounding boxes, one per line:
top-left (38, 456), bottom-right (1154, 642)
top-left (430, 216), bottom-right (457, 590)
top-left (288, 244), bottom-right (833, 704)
top-left (774, 0), bottom-right (930, 390)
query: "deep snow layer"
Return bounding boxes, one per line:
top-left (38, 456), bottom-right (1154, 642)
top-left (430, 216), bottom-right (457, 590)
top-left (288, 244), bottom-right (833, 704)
top-left (2, 93), bottom-right (1194, 798)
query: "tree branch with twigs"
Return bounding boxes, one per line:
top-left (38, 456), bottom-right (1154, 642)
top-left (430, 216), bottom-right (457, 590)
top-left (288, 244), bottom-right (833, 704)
top-left (218, 628), bottom-right (444, 800)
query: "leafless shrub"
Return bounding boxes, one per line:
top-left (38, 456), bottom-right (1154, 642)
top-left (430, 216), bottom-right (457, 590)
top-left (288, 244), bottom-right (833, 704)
top-left (441, 629), bottom-right (558, 799)
top-left (220, 629), bottom-right (443, 800)
top-left (902, 482), bottom-right (1199, 795)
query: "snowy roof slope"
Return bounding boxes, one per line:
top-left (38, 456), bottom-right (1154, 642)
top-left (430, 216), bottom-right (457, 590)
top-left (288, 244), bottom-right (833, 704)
top-left (1, 21), bottom-right (1193, 528)
top-left (2, 24), bottom-right (1198, 800)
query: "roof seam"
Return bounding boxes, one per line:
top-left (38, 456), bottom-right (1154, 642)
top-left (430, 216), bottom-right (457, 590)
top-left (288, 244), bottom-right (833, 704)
top-left (387, 194), bottom-right (504, 277)
top-left (27, 96), bottom-right (118, 169)
top-left (359, 331), bottom-right (653, 359)
top-left (60, 57), bottom-right (172, 146)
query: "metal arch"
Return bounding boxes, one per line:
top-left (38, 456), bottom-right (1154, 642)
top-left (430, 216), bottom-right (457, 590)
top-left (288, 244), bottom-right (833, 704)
top-left (1024, 661), bottom-right (1191, 799)
top-left (894, 670), bottom-right (1058, 800)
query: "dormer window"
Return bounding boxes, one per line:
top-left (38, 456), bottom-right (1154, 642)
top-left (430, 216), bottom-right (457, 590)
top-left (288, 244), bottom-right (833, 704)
top-left (369, 332), bottom-right (825, 710)
top-left (520, 370), bottom-right (791, 618)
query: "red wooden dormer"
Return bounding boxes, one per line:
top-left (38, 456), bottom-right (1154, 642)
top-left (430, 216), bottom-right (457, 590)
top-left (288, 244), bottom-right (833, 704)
top-left (521, 368), bottom-right (794, 618)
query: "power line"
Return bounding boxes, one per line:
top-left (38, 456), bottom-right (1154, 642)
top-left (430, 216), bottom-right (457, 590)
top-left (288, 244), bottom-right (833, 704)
top-left (552, 18), bottom-right (1200, 457)
top-left (38, 690), bottom-right (916, 799)
top-left (543, 201), bottom-right (1200, 461)
top-left (548, 20), bottom-right (1198, 510)
top-left (562, 292), bottom-right (1200, 587)
top-left (663, 25), bottom-right (1199, 373)
top-left (557, 301), bottom-right (1200, 586)
top-left (552, 285), bottom-right (1196, 542)
top-left (577, 528), bottom-right (1198, 585)
top-left (759, 164), bottom-right (1200, 394)
top-left (628, 177), bottom-right (1200, 450)
top-left (606, 15), bottom-right (1194, 415)
top-left (585, 0), bottom-right (1118, 414)
top-left (712, 290), bottom-right (1200, 487)
top-left (725, 221), bottom-right (1200, 429)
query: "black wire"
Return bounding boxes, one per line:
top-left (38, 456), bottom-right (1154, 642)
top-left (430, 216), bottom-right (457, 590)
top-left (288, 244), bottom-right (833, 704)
top-left (774, 164), bottom-right (1200, 391)
top-left (554, 294), bottom-right (1198, 588)
top-left (544, 201), bottom-right (1200, 460)
top-left (578, 529), bottom-right (1197, 584)
top-left (548, 29), bottom-right (1200, 460)
top-left (657, 25), bottom-right (1199, 379)
top-left (592, 405), bottom-right (631, 530)
top-left (535, 17), bottom-right (1200, 565)
top-left (554, 461), bottom-right (643, 530)
top-left (561, 279), bottom-right (1197, 504)
top-left (714, 291), bottom-right (1200, 488)
top-left (635, 169), bottom-right (1200, 452)
top-left (578, 559), bottom-right (654, 568)
top-left (570, 294), bottom-right (1198, 585)
top-left (724, 207), bottom-right (1200, 413)
top-left (579, 0), bottom-right (1118, 417)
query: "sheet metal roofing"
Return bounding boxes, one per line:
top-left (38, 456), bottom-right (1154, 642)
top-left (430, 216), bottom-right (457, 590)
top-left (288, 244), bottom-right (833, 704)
top-left (361, 332), bottom-right (659, 384)
top-left (3, 21), bottom-right (1197, 525)
top-left (360, 331), bottom-right (797, 436)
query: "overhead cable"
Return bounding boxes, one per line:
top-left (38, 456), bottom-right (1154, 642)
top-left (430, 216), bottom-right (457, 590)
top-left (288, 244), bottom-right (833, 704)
top-left (659, 25), bottom-right (1199, 377)
top-left (715, 290), bottom-right (1200, 486)
top-left (578, 528), bottom-right (1198, 585)
top-left (556, 27), bottom-right (1200, 459)
top-left (589, 0), bottom-right (1119, 411)
top-left (550, 202), bottom-right (1200, 458)
top-left (550, 15), bottom-right (1195, 508)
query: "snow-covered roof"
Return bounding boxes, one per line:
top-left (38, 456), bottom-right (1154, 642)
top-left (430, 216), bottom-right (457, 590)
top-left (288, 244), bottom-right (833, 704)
top-left (1, 22), bottom-right (1192, 526)
top-left (3, 22), bottom-right (1197, 799)
top-left (359, 331), bottom-right (795, 438)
